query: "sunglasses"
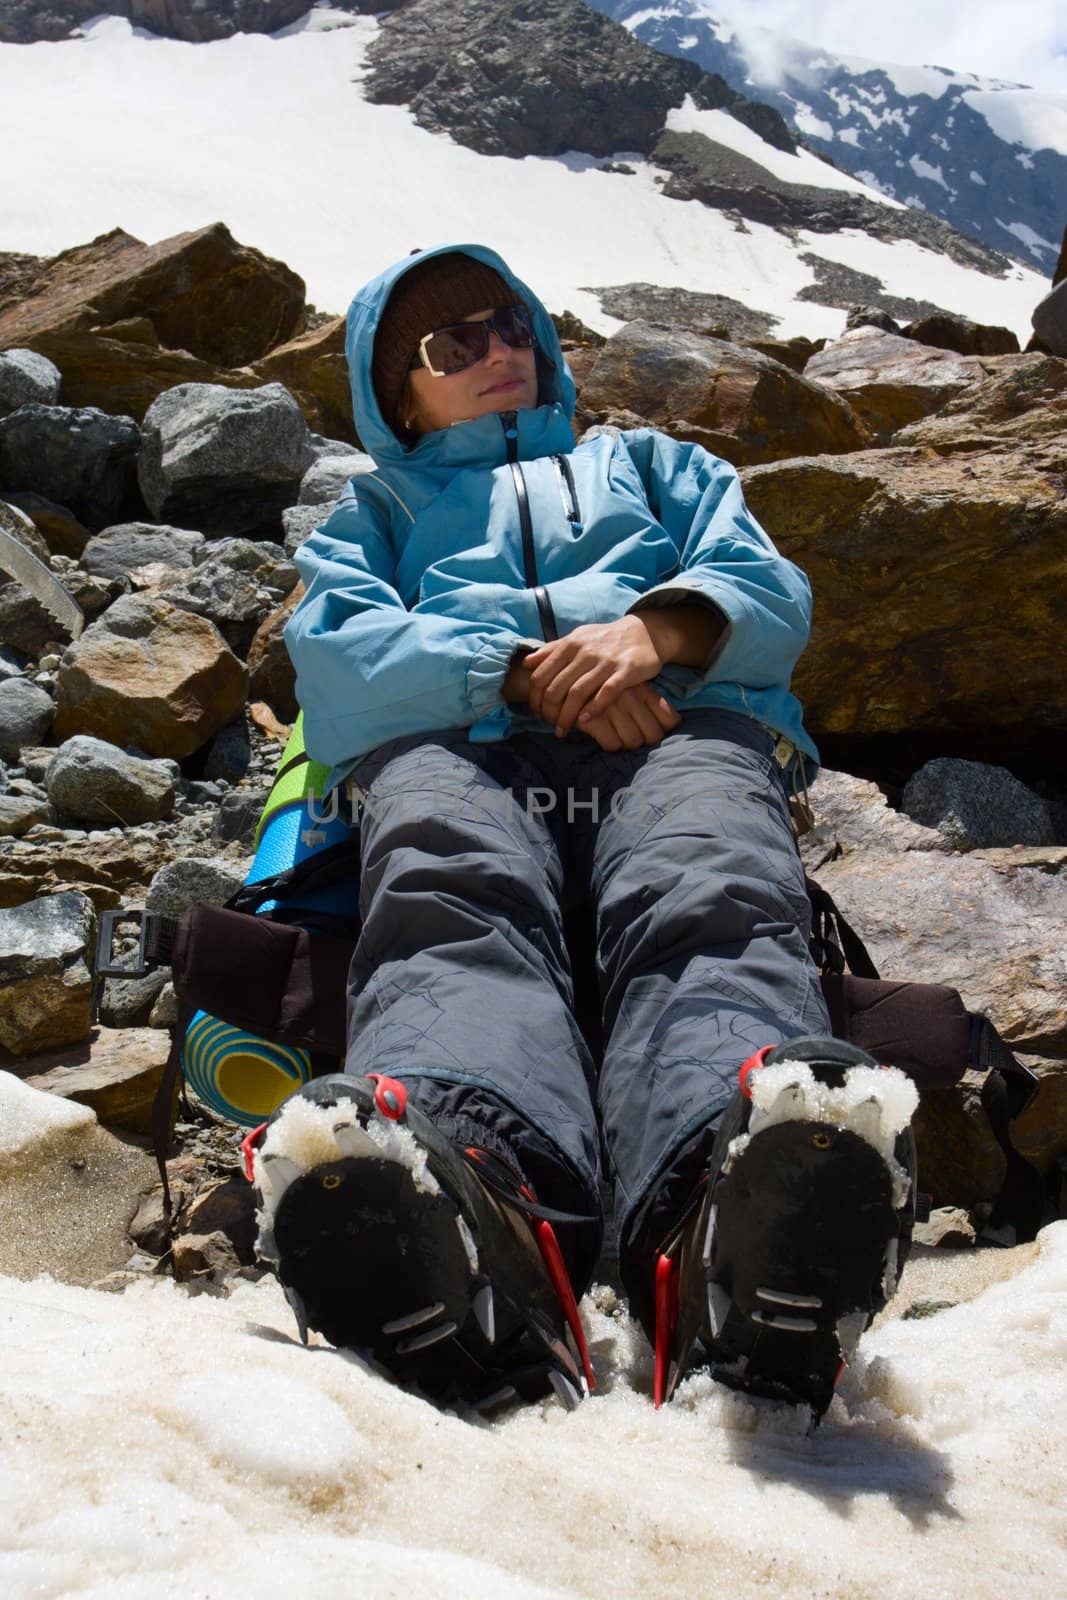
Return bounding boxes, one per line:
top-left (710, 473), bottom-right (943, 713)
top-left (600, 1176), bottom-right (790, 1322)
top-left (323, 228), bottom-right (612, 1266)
top-left (410, 303), bottom-right (536, 378)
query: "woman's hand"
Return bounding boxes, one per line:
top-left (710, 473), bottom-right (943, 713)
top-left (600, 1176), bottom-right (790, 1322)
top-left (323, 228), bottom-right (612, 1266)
top-left (524, 616), bottom-right (664, 735)
top-left (578, 684), bottom-right (680, 751)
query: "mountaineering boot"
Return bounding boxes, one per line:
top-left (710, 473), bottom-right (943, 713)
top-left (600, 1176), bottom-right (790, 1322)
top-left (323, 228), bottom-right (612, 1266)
top-left (652, 1037), bottom-right (918, 1424)
top-left (243, 1073), bottom-right (595, 1413)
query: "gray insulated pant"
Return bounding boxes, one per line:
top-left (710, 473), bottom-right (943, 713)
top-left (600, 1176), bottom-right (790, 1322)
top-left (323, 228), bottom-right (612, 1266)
top-left (344, 708), bottom-right (830, 1297)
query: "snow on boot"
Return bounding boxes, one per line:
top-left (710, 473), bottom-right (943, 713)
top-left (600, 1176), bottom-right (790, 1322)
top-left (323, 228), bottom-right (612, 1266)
top-left (243, 1073), bottom-right (595, 1413)
top-left (653, 1037), bottom-right (918, 1424)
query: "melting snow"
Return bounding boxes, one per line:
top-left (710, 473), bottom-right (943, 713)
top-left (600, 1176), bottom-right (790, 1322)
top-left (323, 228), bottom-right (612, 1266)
top-left (909, 153), bottom-right (951, 189)
top-left (963, 88), bottom-right (1067, 156)
top-left (0, 1224), bottom-right (1064, 1597)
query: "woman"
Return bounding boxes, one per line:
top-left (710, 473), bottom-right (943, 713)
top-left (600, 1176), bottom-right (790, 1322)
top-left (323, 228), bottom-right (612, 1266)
top-left (253, 245), bottom-right (916, 1419)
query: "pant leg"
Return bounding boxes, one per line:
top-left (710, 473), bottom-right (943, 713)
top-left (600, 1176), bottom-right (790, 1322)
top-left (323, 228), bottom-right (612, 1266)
top-left (585, 710), bottom-right (830, 1296)
top-left (344, 730), bottom-right (603, 1284)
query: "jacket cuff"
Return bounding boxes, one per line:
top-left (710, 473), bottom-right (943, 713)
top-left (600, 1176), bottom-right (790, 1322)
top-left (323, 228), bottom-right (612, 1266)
top-left (466, 634), bottom-right (541, 722)
top-left (627, 582), bottom-right (733, 693)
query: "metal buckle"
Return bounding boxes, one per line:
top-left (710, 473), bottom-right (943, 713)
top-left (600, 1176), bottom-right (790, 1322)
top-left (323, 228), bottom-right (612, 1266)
top-left (94, 908), bottom-right (165, 980)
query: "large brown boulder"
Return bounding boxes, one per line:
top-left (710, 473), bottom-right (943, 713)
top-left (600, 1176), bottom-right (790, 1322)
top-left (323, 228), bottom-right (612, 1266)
top-left (803, 326), bottom-right (985, 440)
top-left (894, 354), bottom-right (1067, 458)
top-left (741, 440), bottom-right (1065, 762)
top-left (19, 323), bottom-right (261, 423)
top-left (0, 224), bottom-right (305, 369)
top-left (580, 321), bottom-right (871, 466)
top-left (53, 595), bottom-right (247, 759)
top-left (252, 317), bottom-right (357, 445)
top-left (802, 771), bottom-right (1067, 1208)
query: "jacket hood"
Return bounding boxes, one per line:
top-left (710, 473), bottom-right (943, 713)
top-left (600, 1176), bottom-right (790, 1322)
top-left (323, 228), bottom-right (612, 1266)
top-left (344, 243), bottom-right (576, 470)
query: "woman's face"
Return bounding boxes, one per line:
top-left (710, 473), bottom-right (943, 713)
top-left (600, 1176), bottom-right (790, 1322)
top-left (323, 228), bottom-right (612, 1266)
top-left (403, 307), bottom-right (539, 437)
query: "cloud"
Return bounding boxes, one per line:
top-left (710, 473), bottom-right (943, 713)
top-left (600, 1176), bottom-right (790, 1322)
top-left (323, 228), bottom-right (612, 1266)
top-left (707, 0), bottom-right (1067, 94)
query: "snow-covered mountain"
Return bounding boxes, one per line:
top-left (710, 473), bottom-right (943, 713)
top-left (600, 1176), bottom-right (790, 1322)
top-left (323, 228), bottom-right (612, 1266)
top-left (590, 0), bottom-right (1067, 275)
top-left (0, 6), bottom-right (1049, 344)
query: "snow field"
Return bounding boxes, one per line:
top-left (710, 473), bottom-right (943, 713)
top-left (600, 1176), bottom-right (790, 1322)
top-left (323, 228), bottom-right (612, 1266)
top-left (1, 1219), bottom-right (1065, 1599)
top-left (0, 13), bottom-right (1049, 344)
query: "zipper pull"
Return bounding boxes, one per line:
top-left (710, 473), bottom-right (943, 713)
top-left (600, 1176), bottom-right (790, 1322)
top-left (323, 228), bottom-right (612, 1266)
top-left (499, 410), bottom-right (519, 461)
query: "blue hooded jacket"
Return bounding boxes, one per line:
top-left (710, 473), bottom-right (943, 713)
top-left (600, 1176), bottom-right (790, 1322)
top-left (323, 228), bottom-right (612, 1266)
top-left (284, 243), bottom-right (819, 791)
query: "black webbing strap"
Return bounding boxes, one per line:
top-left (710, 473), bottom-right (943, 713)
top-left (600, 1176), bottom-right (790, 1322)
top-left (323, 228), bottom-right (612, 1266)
top-left (805, 874), bottom-right (880, 979)
top-left (151, 996), bottom-right (196, 1217)
top-left (972, 1015), bottom-right (1046, 1244)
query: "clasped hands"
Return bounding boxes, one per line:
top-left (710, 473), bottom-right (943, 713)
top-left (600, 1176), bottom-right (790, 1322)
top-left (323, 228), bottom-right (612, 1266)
top-left (502, 608), bottom-right (721, 752)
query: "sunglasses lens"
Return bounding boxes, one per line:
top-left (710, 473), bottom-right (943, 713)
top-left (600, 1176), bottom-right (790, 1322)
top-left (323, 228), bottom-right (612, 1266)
top-left (421, 322), bottom-right (490, 375)
top-left (494, 304), bottom-right (535, 348)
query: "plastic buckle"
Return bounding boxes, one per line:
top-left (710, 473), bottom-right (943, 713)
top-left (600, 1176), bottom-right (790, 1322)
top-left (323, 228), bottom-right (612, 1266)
top-left (94, 908), bottom-right (163, 980)
top-left (1006, 1056), bottom-right (1042, 1120)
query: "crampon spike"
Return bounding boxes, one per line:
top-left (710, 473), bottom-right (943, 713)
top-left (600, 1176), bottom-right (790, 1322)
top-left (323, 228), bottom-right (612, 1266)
top-left (534, 1219), bottom-right (595, 1393)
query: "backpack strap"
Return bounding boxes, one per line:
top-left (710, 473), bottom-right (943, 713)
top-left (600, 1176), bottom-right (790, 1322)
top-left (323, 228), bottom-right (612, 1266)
top-left (971, 1015), bottom-right (1046, 1245)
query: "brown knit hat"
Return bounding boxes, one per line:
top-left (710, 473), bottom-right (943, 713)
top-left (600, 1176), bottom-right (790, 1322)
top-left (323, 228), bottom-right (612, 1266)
top-left (372, 252), bottom-right (520, 432)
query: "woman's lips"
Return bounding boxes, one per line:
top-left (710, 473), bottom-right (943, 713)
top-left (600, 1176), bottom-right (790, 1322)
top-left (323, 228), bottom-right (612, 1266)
top-left (480, 375), bottom-right (526, 395)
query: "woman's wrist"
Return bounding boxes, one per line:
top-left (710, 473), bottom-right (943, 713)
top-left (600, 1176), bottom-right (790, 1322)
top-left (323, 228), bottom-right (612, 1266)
top-left (502, 655), bottom-right (532, 704)
top-left (638, 605), bottom-right (723, 669)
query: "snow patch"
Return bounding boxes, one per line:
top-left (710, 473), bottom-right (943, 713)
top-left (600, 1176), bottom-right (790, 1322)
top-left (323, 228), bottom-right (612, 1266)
top-left (0, 1071), bottom-right (96, 1158)
top-left (970, 169), bottom-right (987, 184)
top-left (909, 152), bottom-right (950, 189)
top-left (963, 88), bottom-right (1067, 157)
top-left (996, 218), bottom-right (1059, 254)
top-left (838, 128), bottom-right (861, 147)
top-left (792, 104), bottom-right (834, 141)
top-left (667, 97), bottom-right (896, 199)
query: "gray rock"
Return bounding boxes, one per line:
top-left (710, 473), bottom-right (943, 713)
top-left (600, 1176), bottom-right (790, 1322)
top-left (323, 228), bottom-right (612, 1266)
top-left (99, 968), bottom-right (170, 1030)
top-left (194, 536), bottom-right (298, 596)
top-left (80, 522), bottom-right (206, 579)
top-left (0, 890), bottom-right (96, 1055)
top-left (845, 305), bottom-right (901, 335)
top-left (0, 349), bottom-right (62, 418)
top-left (203, 717), bottom-right (251, 784)
top-left (0, 647), bottom-right (25, 681)
top-left (0, 405), bottom-right (141, 532)
top-left (145, 855), bottom-right (249, 918)
top-left (159, 561), bottom-right (270, 655)
top-left (137, 382), bottom-right (314, 538)
top-left (307, 433), bottom-right (367, 462)
top-left (212, 787), bottom-right (270, 847)
top-left (45, 734), bottom-right (177, 825)
top-left (282, 502), bottom-right (326, 557)
top-left (298, 451), bottom-right (374, 505)
top-left (0, 676), bottom-right (54, 761)
top-left (1031, 277), bottom-right (1067, 357)
top-left (0, 791), bottom-right (54, 836)
top-left (902, 757), bottom-right (1058, 851)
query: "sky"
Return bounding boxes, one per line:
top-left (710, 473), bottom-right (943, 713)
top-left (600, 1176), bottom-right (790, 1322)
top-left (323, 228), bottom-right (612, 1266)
top-left (705, 0), bottom-right (1067, 93)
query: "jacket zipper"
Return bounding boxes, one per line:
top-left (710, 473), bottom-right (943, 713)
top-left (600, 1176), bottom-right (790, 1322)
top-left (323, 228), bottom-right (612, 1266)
top-left (501, 412), bottom-right (558, 642)
top-left (553, 454), bottom-right (581, 528)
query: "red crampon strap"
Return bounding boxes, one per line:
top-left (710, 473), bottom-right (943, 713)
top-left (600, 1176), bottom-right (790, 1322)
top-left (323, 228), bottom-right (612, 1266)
top-left (653, 1252), bottom-right (679, 1409)
top-left (240, 1122), bottom-right (268, 1183)
top-left (367, 1073), bottom-right (407, 1120)
top-left (738, 1044), bottom-right (775, 1099)
top-left (535, 1219), bottom-right (596, 1393)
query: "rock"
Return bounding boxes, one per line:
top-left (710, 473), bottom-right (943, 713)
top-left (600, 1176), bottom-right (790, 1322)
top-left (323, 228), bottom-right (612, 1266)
top-left (845, 306), bottom-right (901, 335)
top-left (45, 735), bottom-right (177, 826)
top-left (130, 2), bottom-right (313, 45)
top-left (0, 792), bottom-right (54, 837)
top-left (365, 0), bottom-right (705, 159)
top-left (252, 316), bottom-right (357, 445)
top-left (246, 585), bottom-right (301, 720)
top-left (202, 716), bottom-right (251, 784)
top-left (0, 349), bottom-right (61, 416)
top-left (158, 560), bottom-right (272, 655)
top-left (182, 1174), bottom-right (257, 1264)
top-left (79, 521), bottom-right (206, 579)
top-left (4, 491), bottom-right (91, 558)
top-left (0, 891), bottom-right (96, 1055)
top-left (170, 1229), bottom-right (243, 1287)
top-left (282, 502), bottom-right (327, 556)
top-left (0, 677), bottom-right (54, 761)
top-left (98, 967), bottom-right (170, 1029)
top-left (742, 336), bottom-right (823, 375)
top-left (903, 313), bottom-right (1019, 358)
top-left (145, 854), bottom-right (248, 919)
top-left (43, 555), bottom-right (122, 621)
top-left (0, 404), bottom-right (141, 531)
top-left (1030, 277), bottom-right (1067, 357)
top-left (894, 354), bottom-right (1067, 458)
top-left (297, 450), bottom-right (374, 506)
top-left (803, 327), bottom-right (984, 441)
top-left (580, 321), bottom-right (871, 466)
top-left (212, 787), bottom-right (270, 848)
top-left (16, 324), bottom-right (267, 425)
top-left (902, 758), bottom-right (1059, 851)
top-left (802, 771), bottom-right (1067, 1205)
top-left (137, 382), bottom-right (314, 538)
top-left (0, 824), bottom-right (177, 912)
top-left (53, 595), bottom-right (248, 759)
top-left (19, 1025), bottom-right (170, 1135)
top-left (0, 222), bottom-right (305, 369)
top-left (149, 980), bottom-right (178, 1028)
top-left (585, 283), bottom-right (778, 342)
top-left (740, 445), bottom-right (1065, 765)
top-left (552, 310), bottom-right (606, 348)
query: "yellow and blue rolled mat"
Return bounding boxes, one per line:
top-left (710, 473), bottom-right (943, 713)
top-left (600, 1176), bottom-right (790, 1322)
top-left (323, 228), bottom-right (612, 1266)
top-left (181, 714), bottom-right (353, 1126)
